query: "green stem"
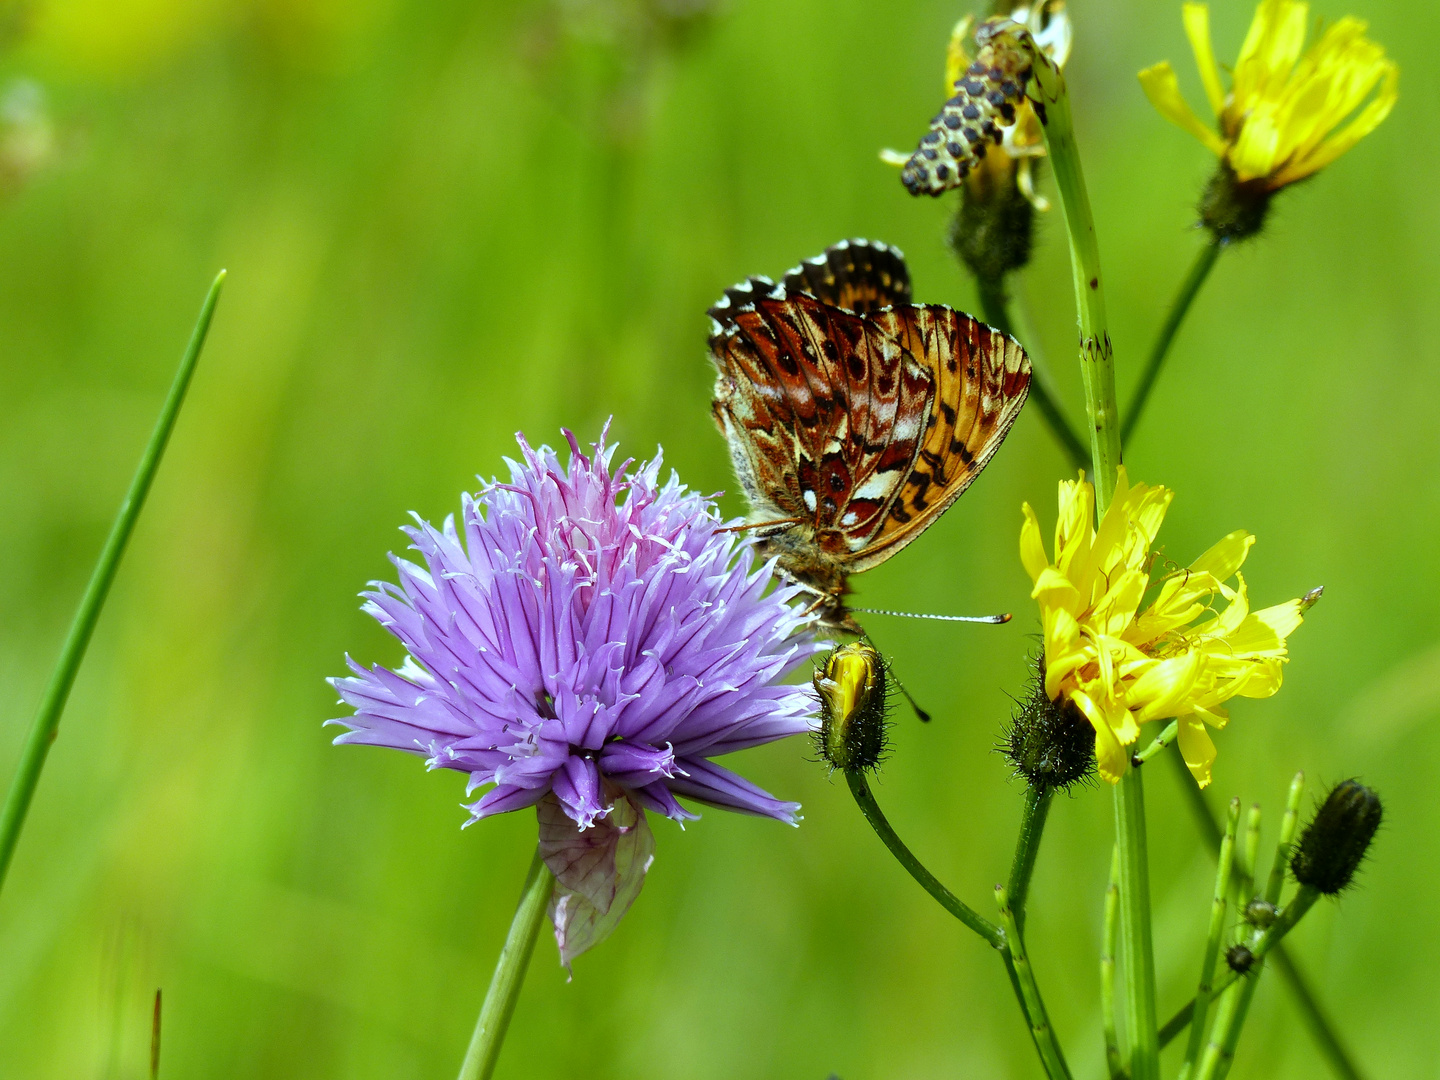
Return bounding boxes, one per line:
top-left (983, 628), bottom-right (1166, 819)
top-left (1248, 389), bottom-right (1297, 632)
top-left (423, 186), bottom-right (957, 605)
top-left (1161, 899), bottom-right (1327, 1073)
top-left (997, 885), bottom-right (1074, 1080)
top-left (1025, 29), bottom-right (1150, 1078)
top-left (1007, 784), bottom-right (1054, 934)
top-left (1159, 886), bottom-right (1322, 1049)
top-left (1101, 846), bottom-right (1123, 1080)
top-left (1180, 798), bottom-right (1241, 1080)
top-left (1164, 753), bottom-right (1364, 1079)
top-left (1029, 51), bottom-right (1121, 508)
top-left (844, 771), bottom-right (1002, 947)
top-left (1121, 239), bottom-right (1221, 446)
top-left (457, 848), bottom-right (556, 1080)
top-left (0, 272), bottom-right (226, 898)
top-left (976, 278), bottom-right (1088, 471)
top-left (1133, 720), bottom-right (1178, 765)
top-left (1112, 768), bottom-right (1159, 1080)
top-left (1203, 776), bottom-right (1311, 1080)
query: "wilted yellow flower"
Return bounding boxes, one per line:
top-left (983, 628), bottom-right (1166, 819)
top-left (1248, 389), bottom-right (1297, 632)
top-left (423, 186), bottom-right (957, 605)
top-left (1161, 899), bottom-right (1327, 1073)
top-left (1020, 469), bottom-right (1312, 787)
top-left (1140, 0), bottom-right (1396, 190)
top-left (882, 1), bottom-right (1069, 207)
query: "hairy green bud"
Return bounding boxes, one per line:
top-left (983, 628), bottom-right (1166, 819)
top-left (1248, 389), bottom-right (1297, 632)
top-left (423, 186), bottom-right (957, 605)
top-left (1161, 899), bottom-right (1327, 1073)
top-left (813, 643), bottom-right (891, 774)
top-left (1291, 779), bottom-right (1383, 895)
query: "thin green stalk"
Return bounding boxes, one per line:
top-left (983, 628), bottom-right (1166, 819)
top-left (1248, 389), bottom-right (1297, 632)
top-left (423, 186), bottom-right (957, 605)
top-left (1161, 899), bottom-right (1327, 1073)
top-left (997, 885), bottom-right (1074, 1080)
top-left (1028, 45), bottom-right (1121, 508)
top-left (1196, 805), bottom-right (1261, 1080)
top-left (1164, 753), bottom-right (1364, 1080)
top-left (458, 848), bottom-right (556, 1080)
top-left (1133, 720), bottom-right (1178, 765)
top-left (0, 271), bottom-right (226, 898)
top-left (976, 278), bottom-right (1088, 471)
top-left (1007, 784), bottom-right (1054, 934)
top-left (1180, 798), bottom-right (1241, 1080)
top-left (1205, 775), bottom-right (1310, 1080)
top-left (845, 772), bottom-right (1051, 1071)
top-left (1112, 768), bottom-right (1159, 1080)
top-left (1159, 885), bottom-right (1322, 1048)
top-left (1265, 774), bottom-right (1306, 905)
top-left (1025, 28), bottom-right (1151, 1078)
top-left (1121, 239), bottom-right (1221, 446)
top-left (1101, 847), bottom-right (1123, 1080)
top-left (845, 771), bottom-right (1002, 947)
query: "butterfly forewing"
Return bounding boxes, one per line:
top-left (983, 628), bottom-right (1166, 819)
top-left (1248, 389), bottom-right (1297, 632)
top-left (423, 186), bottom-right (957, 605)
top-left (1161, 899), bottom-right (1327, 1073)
top-left (854, 305), bottom-right (1031, 570)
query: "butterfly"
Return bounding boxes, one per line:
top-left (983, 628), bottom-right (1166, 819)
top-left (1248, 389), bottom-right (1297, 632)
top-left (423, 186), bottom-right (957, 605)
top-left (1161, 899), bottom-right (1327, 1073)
top-left (707, 238), bottom-right (1032, 633)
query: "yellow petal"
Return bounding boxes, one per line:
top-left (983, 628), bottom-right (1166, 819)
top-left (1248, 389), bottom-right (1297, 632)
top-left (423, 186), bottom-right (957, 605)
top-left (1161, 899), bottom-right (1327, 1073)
top-left (1182, 3), bottom-right (1226, 118)
top-left (1176, 713), bottom-right (1217, 788)
top-left (1071, 690), bottom-right (1129, 783)
top-left (1276, 60), bottom-right (1397, 185)
top-left (1043, 607), bottom-right (1085, 698)
top-left (1139, 61), bottom-right (1229, 158)
top-left (1130, 650), bottom-right (1206, 723)
top-left (1032, 566), bottom-right (1082, 611)
top-left (1092, 569), bottom-right (1148, 638)
top-left (1020, 503), bottom-right (1052, 583)
top-left (1232, 0), bottom-right (1310, 118)
top-left (945, 15), bottom-right (975, 94)
top-left (1189, 529), bottom-right (1254, 580)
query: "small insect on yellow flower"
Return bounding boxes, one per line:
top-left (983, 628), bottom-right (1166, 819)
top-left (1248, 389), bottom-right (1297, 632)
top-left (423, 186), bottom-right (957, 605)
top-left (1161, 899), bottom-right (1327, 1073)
top-left (1139, 0), bottom-right (1397, 190)
top-left (1020, 469), bottom-right (1316, 787)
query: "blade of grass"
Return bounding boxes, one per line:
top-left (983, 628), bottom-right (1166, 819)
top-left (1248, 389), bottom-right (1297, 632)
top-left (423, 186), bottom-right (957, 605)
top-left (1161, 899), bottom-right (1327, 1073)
top-left (0, 271), bottom-right (226, 898)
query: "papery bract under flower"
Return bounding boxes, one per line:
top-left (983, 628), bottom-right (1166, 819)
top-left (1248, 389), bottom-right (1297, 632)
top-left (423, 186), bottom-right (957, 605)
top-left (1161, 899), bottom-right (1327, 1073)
top-left (1020, 468), bottom-right (1311, 787)
top-left (329, 427), bottom-right (820, 963)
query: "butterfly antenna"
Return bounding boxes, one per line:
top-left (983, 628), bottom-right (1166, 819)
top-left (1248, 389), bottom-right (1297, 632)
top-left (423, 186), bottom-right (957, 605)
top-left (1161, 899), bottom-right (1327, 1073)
top-left (717, 517), bottom-right (803, 534)
top-left (853, 607), bottom-right (1011, 625)
top-left (893, 672), bottom-right (932, 723)
top-left (860, 633), bottom-right (932, 723)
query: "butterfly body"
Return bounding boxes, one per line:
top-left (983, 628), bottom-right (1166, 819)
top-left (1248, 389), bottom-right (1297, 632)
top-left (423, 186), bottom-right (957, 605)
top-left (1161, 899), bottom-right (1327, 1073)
top-left (708, 240), bottom-right (1031, 633)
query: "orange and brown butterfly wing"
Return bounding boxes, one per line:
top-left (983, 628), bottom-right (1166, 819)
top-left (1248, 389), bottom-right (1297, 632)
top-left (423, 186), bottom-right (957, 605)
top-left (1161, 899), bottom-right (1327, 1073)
top-left (780, 239), bottom-right (912, 315)
top-left (851, 304), bottom-right (1031, 571)
top-left (707, 284), bottom-right (934, 555)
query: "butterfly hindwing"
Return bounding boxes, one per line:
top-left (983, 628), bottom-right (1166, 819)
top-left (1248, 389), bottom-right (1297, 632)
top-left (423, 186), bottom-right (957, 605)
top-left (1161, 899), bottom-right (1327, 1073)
top-left (779, 239), bottom-right (913, 315)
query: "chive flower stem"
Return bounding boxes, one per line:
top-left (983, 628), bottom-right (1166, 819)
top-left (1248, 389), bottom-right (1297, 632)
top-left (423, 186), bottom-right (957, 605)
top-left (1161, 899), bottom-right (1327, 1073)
top-left (0, 271), bottom-right (225, 898)
top-left (457, 849), bottom-right (556, 1080)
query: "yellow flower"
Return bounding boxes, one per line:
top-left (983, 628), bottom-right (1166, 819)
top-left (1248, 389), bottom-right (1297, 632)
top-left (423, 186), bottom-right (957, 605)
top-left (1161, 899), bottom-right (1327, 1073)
top-left (1020, 469), bottom-right (1312, 787)
top-left (1140, 0), bottom-right (1397, 189)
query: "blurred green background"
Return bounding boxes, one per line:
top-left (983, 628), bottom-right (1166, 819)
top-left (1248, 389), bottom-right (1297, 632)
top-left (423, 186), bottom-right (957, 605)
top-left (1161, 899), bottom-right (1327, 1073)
top-left (0, 0), bottom-right (1435, 1076)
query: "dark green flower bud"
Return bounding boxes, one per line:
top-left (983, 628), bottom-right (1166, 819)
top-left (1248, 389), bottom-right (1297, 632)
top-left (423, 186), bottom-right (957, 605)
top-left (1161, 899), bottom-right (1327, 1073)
top-left (949, 155), bottom-right (1037, 286)
top-left (813, 643), bottom-right (890, 773)
top-left (1290, 780), bottom-right (1383, 895)
top-left (1225, 944), bottom-right (1255, 975)
top-left (1243, 897), bottom-right (1276, 929)
top-left (1198, 163), bottom-right (1274, 244)
top-left (1000, 657), bottom-right (1095, 792)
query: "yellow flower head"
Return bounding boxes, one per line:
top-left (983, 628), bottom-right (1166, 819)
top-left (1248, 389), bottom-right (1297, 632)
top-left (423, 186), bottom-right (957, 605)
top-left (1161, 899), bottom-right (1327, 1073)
top-left (1140, 1), bottom-right (1396, 190)
top-left (1020, 469), bottom-right (1313, 787)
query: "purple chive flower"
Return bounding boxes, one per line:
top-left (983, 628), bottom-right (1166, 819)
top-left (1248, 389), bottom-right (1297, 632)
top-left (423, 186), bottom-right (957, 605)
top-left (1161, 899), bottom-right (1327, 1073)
top-left (328, 427), bottom-right (819, 964)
